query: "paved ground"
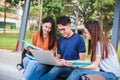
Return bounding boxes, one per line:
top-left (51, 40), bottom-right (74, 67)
top-left (0, 49), bottom-right (23, 80)
top-left (0, 49), bottom-right (66, 80)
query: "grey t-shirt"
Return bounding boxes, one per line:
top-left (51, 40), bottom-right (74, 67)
top-left (96, 42), bottom-right (120, 77)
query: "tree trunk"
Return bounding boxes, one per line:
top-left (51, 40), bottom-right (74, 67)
top-left (38, 0), bottom-right (43, 30)
top-left (75, 0), bottom-right (79, 33)
top-left (3, 1), bottom-right (6, 33)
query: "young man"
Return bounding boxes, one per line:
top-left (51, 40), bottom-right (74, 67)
top-left (39, 16), bottom-right (86, 80)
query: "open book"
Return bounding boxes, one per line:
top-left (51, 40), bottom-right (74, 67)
top-left (22, 40), bottom-right (42, 50)
top-left (22, 40), bottom-right (41, 60)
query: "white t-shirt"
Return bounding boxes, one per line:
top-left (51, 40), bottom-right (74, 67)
top-left (96, 42), bottom-right (120, 77)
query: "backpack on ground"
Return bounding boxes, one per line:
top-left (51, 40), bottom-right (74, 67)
top-left (82, 74), bottom-right (106, 80)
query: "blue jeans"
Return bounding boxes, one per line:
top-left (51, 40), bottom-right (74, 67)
top-left (40, 66), bottom-right (74, 80)
top-left (67, 68), bottom-right (119, 80)
top-left (23, 56), bottom-right (31, 69)
top-left (22, 57), bottom-right (53, 80)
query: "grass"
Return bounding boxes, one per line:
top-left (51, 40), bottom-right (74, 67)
top-left (0, 33), bottom-right (18, 50)
top-left (0, 33), bottom-right (31, 50)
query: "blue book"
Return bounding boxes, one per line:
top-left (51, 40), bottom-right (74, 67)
top-left (66, 61), bottom-right (92, 67)
top-left (71, 61), bottom-right (91, 66)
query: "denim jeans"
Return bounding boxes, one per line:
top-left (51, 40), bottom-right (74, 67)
top-left (67, 68), bottom-right (119, 80)
top-left (40, 66), bottom-right (74, 80)
top-left (23, 56), bottom-right (31, 69)
top-left (22, 57), bottom-right (53, 80)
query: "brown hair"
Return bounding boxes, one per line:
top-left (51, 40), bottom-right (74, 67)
top-left (85, 20), bottom-right (109, 62)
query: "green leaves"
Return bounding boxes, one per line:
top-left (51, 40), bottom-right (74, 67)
top-left (42, 0), bottom-right (62, 18)
top-left (5, 0), bottom-right (19, 7)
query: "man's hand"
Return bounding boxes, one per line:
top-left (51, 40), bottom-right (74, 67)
top-left (56, 59), bottom-right (66, 66)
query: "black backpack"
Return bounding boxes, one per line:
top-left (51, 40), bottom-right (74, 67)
top-left (16, 49), bottom-right (33, 70)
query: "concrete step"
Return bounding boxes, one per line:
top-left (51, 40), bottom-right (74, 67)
top-left (0, 49), bottom-right (23, 80)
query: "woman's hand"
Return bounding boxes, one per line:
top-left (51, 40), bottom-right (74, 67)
top-left (24, 45), bottom-right (30, 52)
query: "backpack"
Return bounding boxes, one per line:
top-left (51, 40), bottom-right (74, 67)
top-left (16, 49), bottom-right (33, 70)
top-left (82, 74), bottom-right (106, 80)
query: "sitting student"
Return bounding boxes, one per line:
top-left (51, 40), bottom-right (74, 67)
top-left (22, 16), bottom-right (57, 80)
top-left (39, 16), bottom-right (86, 80)
top-left (67, 20), bottom-right (120, 80)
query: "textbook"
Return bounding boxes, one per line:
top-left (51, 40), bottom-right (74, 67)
top-left (66, 60), bottom-right (91, 67)
top-left (22, 40), bottom-right (42, 59)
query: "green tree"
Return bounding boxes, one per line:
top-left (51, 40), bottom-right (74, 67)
top-left (42, 0), bottom-right (62, 18)
top-left (28, 0), bottom-right (62, 30)
top-left (78, 0), bottom-right (96, 23)
top-left (93, 0), bottom-right (115, 35)
top-left (74, 0), bottom-right (115, 35)
top-left (60, 0), bottom-right (74, 16)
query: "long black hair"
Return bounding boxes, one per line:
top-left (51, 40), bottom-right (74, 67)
top-left (40, 16), bottom-right (56, 50)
